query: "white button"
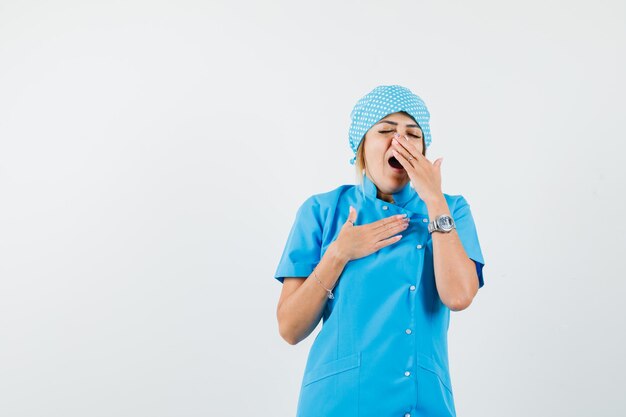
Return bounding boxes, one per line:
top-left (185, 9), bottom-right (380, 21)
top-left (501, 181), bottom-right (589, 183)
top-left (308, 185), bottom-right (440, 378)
top-left (405, 414), bottom-right (411, 417)
top-left (382, 205), bottom-right (388, 210)
top-left (416, 244), bottom-right (423, 249)
top-left (409, 285), bottom-right (416, 291)
top-left (422, 218), bottom-right (428, 223)
top-left (405, 328), bottom-right (412, 334)
top-left (404, 371), bottom-right (411, 377)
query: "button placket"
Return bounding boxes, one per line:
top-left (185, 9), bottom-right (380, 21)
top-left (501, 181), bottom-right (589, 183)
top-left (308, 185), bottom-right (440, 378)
top-left (393, 209), bottom-right (420, 403)
top-left (404, 215), bottom-right (423, 400)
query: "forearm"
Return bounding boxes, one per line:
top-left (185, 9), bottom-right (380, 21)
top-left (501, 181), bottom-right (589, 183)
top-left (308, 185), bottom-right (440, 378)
top-left (425, 194), bottom-right (479, 311)
top-left (277, 242), bottom-right (349, 344)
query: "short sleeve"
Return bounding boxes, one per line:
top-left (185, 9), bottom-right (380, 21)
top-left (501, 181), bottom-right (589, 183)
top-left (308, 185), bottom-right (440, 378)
top-left (453, 195), bottom-right (485, 289)
top-left (273, 196), bottom-right (324, 284)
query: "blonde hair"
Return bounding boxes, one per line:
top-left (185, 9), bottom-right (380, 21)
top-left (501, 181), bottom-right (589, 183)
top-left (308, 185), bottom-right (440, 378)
top-left (354, 134), bottom-right (367, 186)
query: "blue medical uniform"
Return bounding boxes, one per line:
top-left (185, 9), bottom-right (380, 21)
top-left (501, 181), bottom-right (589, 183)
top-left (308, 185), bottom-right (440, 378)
top-left (274, 172), bottom-right (485, 417)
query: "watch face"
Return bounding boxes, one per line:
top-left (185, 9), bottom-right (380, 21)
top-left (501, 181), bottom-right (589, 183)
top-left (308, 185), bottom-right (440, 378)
top-left (438, 216), bottom-right (454, 230)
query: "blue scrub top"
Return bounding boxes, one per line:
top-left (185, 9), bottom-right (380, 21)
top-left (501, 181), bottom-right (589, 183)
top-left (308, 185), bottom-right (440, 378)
top-left (274, 172), bottom-right (485, 417)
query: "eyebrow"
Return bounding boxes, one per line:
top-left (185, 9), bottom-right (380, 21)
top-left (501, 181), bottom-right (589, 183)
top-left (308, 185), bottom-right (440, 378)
top-left (376, 120), bottom-right (421, 129)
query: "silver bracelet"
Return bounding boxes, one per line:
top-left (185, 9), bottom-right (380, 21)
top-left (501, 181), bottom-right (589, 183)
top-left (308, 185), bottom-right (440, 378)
top-left (313, 268), bottom-right (335, 299)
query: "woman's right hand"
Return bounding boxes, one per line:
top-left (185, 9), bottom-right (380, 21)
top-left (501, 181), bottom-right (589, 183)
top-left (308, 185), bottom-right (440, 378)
top-left (332, 205), bottom-right (409, 262)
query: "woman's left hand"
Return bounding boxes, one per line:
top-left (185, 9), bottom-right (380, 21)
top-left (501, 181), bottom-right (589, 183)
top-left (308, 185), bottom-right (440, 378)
top-left (391, 133), bottom-right (444, 202)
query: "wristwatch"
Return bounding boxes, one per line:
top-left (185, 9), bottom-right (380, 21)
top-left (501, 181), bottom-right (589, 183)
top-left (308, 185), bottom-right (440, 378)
top-left (428, 214), bottom-right (456, 233)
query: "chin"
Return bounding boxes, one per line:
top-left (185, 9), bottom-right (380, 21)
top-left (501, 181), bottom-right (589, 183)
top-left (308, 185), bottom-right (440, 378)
top-left (387, 167), bottom-right (407, 179)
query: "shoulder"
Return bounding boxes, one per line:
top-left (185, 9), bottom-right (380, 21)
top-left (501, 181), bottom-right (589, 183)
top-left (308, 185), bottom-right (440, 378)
top-left (291, 184), bottom-right (355, 227)
top-left (300, 184), bottom-right (355, 210)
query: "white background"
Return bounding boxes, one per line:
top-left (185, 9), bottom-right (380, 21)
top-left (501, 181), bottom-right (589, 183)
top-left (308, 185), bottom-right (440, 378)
top-left (1, 1), bottom-right (624, 416)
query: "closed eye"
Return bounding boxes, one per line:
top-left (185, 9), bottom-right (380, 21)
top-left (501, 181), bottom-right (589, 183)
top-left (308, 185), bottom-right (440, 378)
top-left (379, 130), bottom-right (421, 138)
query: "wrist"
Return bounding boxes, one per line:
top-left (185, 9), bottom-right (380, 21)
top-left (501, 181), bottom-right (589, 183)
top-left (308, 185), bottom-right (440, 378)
top-left (424, 194), bottom-right (450, 220)
top-left (422, 191), bottom-right (445, 205)
top-left (327, 242), bottom-right (350, 266)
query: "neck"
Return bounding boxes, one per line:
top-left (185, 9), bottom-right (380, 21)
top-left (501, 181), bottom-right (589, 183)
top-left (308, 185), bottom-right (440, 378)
top-left (377, 190), bottom-right (395, 204)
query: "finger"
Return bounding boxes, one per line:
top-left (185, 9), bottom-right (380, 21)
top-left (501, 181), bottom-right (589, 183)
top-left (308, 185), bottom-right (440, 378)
top-left (392, 146), bottom-right (417, 170)
top-left (391, 137), bottom-right (415, 163)
top-left (397, 134), bottom-right (427, 164)
top-left (346, 205), bottom-right (357, 225)
top-left (373, 218), bottom-right (409, 240)
top-left (372, 214), bottom-right (408, 231)
top-left (373, 234), bottom-right (403, 251)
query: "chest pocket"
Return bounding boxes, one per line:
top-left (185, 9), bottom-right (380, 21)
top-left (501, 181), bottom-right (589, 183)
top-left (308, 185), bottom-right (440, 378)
top-left (297, 352), bottom-right (361, 417)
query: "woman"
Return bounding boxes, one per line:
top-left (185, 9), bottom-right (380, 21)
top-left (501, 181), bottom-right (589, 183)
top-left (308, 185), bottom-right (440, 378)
top-left (274, 85), bottom-right (485, 417)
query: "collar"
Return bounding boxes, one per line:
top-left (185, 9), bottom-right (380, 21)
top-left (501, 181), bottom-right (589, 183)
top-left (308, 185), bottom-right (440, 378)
top-left (360, 171), bottom-right (416, 206)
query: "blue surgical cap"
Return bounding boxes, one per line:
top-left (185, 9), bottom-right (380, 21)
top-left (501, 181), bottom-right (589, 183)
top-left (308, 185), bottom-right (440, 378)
top-left (348, 85), bottom-right (432, 165)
